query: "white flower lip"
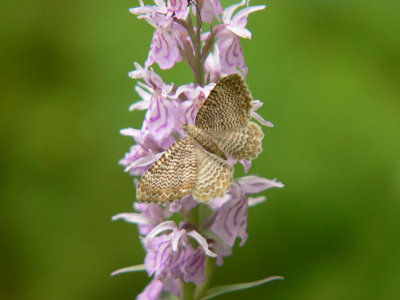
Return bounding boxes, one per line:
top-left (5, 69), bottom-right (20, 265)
top-left (111, 213), bottom-right (153, 225)
top-left (187, 230), bottom-right (217, 257)
top-left (143, 220), bottom-right (217, 257)
top-left (146, 220), bottom-right (176, 240)
top-left (124, 152), bottom-right (162, 173)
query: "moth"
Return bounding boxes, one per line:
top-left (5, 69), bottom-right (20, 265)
top-left (136, 73), bottom-right (264, 203)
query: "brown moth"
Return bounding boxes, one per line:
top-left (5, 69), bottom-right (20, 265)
top-left (136, 73), bottom-right (264, 204)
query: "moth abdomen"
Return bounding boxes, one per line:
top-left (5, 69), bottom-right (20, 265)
top-left (182, 124), bottom-right (226, 160)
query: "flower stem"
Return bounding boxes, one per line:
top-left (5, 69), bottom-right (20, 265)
top-left (182, 204), bottom-right (199, 299)
top-left (187, 205), bottom-right (199, 225)
top-left (194, 256), bottom-right (216, 300)
top-left (186, 6), bottom-right (204, 86)
top-left (182, 281), bottom-right (196, 300)
top-left (194, 4), bottom-right (204, 86)
top-left (181, 6), bottom-right (211, 298)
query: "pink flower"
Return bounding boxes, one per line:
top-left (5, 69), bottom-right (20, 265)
top-left (221, 0), bottom-right (265, 40)
top-left (216, 0), bottom-right (265, 75)
top-left (120, 65), bottom-right (221, 176)
top-left (198, 0), bottom-right (223, 23)
top-left (167, 0), bottom-right (189, 20)
top-left (146, 27), bottom-right (182, 69)
top-left (137, 278), bottom-right (163, 300)
top-left (209, 183), bottom-right (248, 248)
top-left (217, 34), bottom-right (247, 76)
top-left (209, 176), bottom-right (284, 260)
top-left (143, 221), bottom-right (217, 285)
top-left (119, 144), bottom-right (155, 176)
top-left (237, 176), bottom-right (284, 195)
top-left (204, 44), bottom-right (223, 82)
top-left (130, 1), bottom-right (184, 69)
top-left (128, 65), bottom-right (178, 138)
top-left (120, 65), bottom-right (178, 175)
top-left (171, 82), bottom-right (215, 135)
top-left (111, 202), bottom-right (171, 235)
top-left (137, 277), bottom-right (180, 300)
top-left (119, 128), bottom-right (172, 176)
top-left (168, 196), bottom-right (199, 214)
top-left (130, 1), bottom-right (172, 28)
top-left (251, 99), bottom-right (274, 128)
top-left (129, 62), bottom-right (168, 93)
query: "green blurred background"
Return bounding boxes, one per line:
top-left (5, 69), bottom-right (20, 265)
top-left (1, 0), bottom-right (399, 299)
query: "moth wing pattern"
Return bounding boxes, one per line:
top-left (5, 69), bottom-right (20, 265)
top-left (136, 73), bottom-right (264, 204)
top-left (208, 121), bottom-right (264, 160)
top-left (192, 146), bottom-right (233, 203)
top-left (136, 137), bottom-right (197, 203)
top-left (195, 73), bottom-right (253, 131)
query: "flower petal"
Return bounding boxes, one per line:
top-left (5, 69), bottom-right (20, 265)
top-left (227, 25), bottom-right (252, 39)
top-left (143, 94), bottom-right (177, 140)
top-left (167, 0), bottom-right (189, 20)
top-left (171, 229), bottom-right (186, 252)
top-left (168, 200), bottom-right (183, 213)
top-left (120, 127), bottom-right (140, 137)
top-left (119, 144), bottom-right (150, 176)
top-left (212, 240), bottom-right (233, 266)
top-left (154, 0), bottom-right (167, 13)
top-left (210, 184), bottom-right (248, 247)
top-left (129, 98), bottom-right (150, 111)
top-left (250, 101), bottom-right (273, 127)
top-left (169, 196), bottom-right (199, 214)
top-left (124, 151), bottom-right (162, 173)
top-left (134, 202), bottom-right (170, 235)
top-left (146, 220), bottom-right (177, 240)
top-left (251, 111), bottom-right (274, 127)
top-left (248, 196), bottom-right (266, 207)
top-left (222, 0), bottom-right (246, 24)
top-left (146, 28), bottom-right (181, 70)
top-left (144, 235), bottom-right (173, 276)
top-left (209, 193), bottom-right (231, 210)
top-left (200, 0), bottom-right (223, 23)
top-left (230, 5), bottom-right (266, 30)
top-left (240, 159), bottom-right (252, 173)
top-left (217, 34), bottom-right (247, 75)
top-left (137, 278), bottom-right (164, 300)
top-left (237, 176), bottom-right (284, 194)
top-left (187, 230), bottom-right (217, 257)
top-left (205, 44), bottom-right (223, 82)
top-left (183, 248), bottom-right (206, 285)
top-left (111, 213), bottom-right (152, 225)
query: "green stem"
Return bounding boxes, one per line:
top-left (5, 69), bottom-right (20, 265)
top-left (181, 5), bottom-right (210, 299)
top-left (194, 4), bottom-right (204, 86)
top-left (194, 256), bottom-right (216, 300)
top-left (187, 205), bottom-right (199, 225)
top-left (186, 7), bottom-right (204, 86)
top-left (181, 205), bottom-right (199, 300)
top-left (182, 282), bottom-right (196, 300)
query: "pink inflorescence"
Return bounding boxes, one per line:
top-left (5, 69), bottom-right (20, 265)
top-left (113, 1), bottom-right (283, 299)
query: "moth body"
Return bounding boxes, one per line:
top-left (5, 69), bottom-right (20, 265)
top-left (182, 124), bottom-right (226, 160)
top-left (136, 73), bottom-right (264, 204)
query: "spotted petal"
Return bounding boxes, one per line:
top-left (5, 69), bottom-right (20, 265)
top-left (146, 28), bottom-right (182, 70)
